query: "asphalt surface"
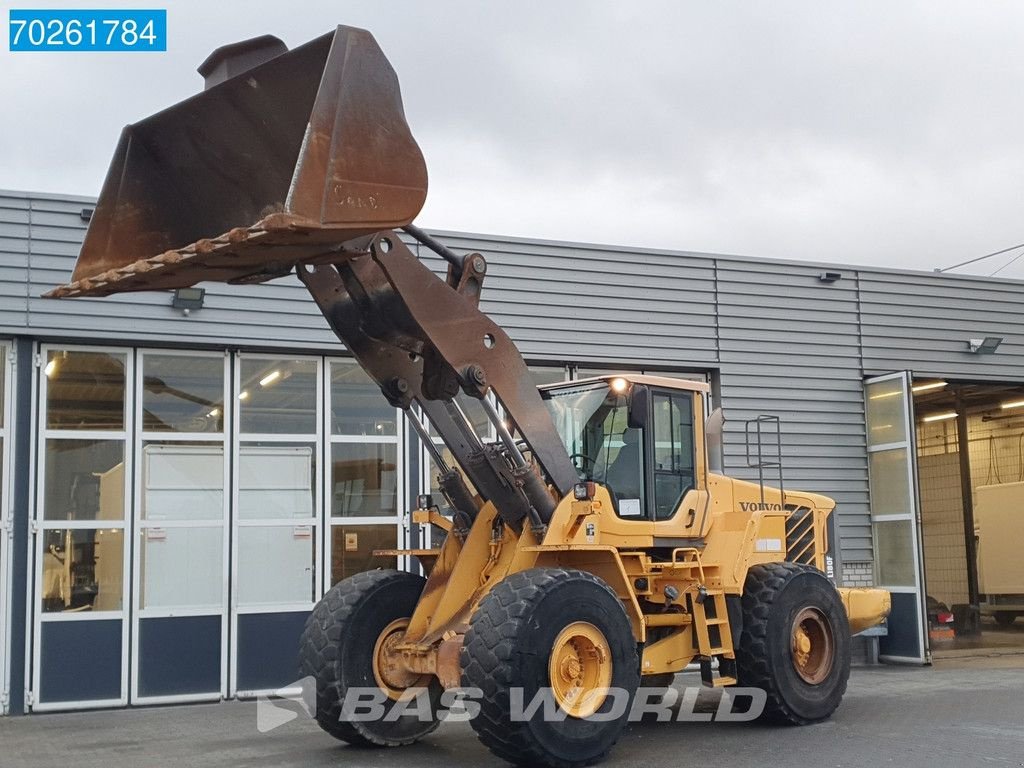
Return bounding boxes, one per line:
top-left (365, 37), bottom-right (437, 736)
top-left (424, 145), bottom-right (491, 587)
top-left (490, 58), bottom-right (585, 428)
top-left (3, 661), bottom-right (1023, 768)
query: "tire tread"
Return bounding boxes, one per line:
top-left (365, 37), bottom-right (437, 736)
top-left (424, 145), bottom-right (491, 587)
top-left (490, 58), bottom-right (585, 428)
top-left (298, 569), bottom-right (438, 747)
top-left (735, 562), bottom-right (849, 726)
top-left (461, 567), bottom-right (636, 768)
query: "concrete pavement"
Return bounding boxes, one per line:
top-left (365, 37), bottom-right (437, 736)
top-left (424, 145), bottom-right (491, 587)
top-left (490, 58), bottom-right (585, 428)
top-left (3, 662), bottom-right (1022, 768)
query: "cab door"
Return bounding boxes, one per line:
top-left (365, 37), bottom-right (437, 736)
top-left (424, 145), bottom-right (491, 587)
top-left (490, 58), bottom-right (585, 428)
top-left (649, 390), bottom-right (708, 536)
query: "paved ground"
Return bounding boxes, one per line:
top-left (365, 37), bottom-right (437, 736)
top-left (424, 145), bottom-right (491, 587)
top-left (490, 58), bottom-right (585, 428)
top-left (3, 661), bottom-right (1023, 768)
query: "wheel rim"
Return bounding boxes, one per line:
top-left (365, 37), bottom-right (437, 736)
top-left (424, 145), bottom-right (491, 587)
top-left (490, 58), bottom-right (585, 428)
top-left (548, 621), bottom-right (613, 718)
top-left (372, 618), bottom-right (427, 701)
top-left (790, 607), bottom-right (835, 684)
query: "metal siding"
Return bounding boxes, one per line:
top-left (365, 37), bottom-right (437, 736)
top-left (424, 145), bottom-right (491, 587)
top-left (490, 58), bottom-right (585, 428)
top-left (9, 191), bottom-right (1024, 565)
top-left (467, 237), bottom-right (718, 366)
top-left (860, 272), bottom-right (1024, 380)
top-left (715, 261), bottom-right (872, 562)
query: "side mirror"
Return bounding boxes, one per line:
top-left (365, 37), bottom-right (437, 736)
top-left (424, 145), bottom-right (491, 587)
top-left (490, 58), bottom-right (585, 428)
top-left (627, 384), bottom-right (649, 429)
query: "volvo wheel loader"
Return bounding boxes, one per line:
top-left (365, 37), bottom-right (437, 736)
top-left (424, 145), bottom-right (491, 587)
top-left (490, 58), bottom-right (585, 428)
top-left (49, 25), bottom-right (890, 768)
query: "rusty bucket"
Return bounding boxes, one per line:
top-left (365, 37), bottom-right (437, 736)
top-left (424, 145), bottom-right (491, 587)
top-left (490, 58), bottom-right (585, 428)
top-left (49, 25), bottom-right (426, 298)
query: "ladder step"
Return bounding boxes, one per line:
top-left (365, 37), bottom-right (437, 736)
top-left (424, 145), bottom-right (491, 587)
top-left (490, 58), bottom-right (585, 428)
top-left (711, 676), bottom-right (737, 688)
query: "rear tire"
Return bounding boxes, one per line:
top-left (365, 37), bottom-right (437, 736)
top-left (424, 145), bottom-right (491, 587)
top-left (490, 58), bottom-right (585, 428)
top-left (299, 569), bottom-right (443, 746)
top-left (735, 562), bottom-right (850, 725)
top-left (461, 568), bottom-right (640, 768)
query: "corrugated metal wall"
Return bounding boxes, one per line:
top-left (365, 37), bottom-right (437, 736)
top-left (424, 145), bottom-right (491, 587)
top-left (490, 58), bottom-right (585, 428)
top-left (5, 188), bottom-right (1024, 564)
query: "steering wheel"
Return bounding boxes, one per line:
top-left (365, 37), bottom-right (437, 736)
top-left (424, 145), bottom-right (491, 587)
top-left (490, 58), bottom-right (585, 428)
top-left (569, 452), bottom-right (597, 478)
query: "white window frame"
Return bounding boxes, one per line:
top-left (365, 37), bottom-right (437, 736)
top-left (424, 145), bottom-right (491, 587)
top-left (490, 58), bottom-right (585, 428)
top-left (865, 371), bottom-right (929, 664)
top-left (323, 356), bottom-right (407, 595)
top-left (230, 351), bottom-right (322, 698)
top-left (131, 348), bottom-right (230, 706)
top-left (0, 342), bottom-right (15, 715)
top-left (31, 343), bottom-right (133, 712)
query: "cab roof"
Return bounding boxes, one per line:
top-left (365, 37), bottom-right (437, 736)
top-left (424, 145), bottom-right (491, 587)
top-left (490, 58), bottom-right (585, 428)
top-left (539, 373), bottom-right (710, 394)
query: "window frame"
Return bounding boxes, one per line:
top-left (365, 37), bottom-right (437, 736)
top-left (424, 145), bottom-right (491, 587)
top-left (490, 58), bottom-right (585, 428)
top-left (646, 388), bottom-right (697, 522)
top-left (132, 348), bottom-right (230, 706)
top-left (32, 343), bottom-right (134, 711)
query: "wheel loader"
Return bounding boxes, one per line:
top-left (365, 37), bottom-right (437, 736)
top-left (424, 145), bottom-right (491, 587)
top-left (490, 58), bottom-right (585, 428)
top-left (49, 25), bottom-right (891, 768)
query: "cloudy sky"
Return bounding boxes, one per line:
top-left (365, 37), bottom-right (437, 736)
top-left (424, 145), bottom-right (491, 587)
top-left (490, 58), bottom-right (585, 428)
top-left (2, 1), bottom-right (1023, 276)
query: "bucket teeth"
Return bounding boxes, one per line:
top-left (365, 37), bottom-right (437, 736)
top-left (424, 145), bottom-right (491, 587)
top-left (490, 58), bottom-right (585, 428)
top-left (153, 251), bottom-right (185, 264)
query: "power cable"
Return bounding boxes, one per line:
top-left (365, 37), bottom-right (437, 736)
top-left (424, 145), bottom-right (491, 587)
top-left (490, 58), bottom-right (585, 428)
top-left (936, 241), bottom-right (1024, 273)
top-left (988, 245), bottom-right (1024, 277)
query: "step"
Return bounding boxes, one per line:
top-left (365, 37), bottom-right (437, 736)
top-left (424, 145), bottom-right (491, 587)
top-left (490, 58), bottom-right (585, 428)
top-left (710, 675), bottom-right (738, 688)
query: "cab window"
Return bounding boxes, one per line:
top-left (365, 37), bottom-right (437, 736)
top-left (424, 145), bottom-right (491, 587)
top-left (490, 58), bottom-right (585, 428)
top-left (652, 391), bottom-right (695, 520)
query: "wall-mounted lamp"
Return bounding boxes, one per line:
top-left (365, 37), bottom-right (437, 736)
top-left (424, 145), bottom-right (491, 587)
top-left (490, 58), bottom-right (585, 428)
top-left (79, 208), bottom-right (94, 222)
top-left (172, 287), bottom-right (206, 316)
top-left (818, 271), bottom-right (842, 283)
top-left (968, 336), bottom-right (1002, 354)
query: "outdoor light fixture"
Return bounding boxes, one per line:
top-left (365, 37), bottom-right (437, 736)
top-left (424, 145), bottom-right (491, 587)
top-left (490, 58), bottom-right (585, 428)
top-left (923, 411), bottom-right (957, 422)
top-left (610, 377), bottom-right (629, 393)
top-left (912, 380), bottom-right (947, 393)
top-left (172, 287), bottom-right (206, 315)
top-left (259, 370), bottom-right (281, 387)
top-left (1001, 398), bottom-right (1024, 410)
top-left (818, 271), bottom-right (842, 283)
top-left (968, 336), bottom-right (1002, 354)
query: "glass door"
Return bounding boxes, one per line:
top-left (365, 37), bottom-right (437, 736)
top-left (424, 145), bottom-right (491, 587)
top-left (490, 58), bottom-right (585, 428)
top-left (231, 353), bottom-right (321, 696)
top-left (132, 350), bottom-right (229, 704)
top-left (865, 372), bottom-right (929, 663)
top-left (33, 346), bottom-right (132, 710)
top-left (324, 359), bottom-right (406, 591)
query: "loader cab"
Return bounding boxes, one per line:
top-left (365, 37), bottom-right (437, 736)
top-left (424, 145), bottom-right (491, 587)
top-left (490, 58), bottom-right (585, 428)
top-left (540, 375), bottom-right (706, 522)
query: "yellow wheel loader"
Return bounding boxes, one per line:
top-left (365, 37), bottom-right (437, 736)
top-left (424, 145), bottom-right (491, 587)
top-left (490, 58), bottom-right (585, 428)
top-left (49, 25), bottom-right (890, 768)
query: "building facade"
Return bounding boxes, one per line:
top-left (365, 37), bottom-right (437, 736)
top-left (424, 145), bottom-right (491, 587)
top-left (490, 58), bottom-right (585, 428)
top-left (2, 188), bottom-right (1023, 713)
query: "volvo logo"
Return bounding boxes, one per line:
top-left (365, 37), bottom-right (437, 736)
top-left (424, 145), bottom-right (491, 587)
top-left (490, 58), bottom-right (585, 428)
top-left (738, 501), bottom-right (784, 512)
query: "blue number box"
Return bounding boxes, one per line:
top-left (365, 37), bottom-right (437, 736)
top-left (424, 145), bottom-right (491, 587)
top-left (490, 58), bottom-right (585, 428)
top-left (9, 9), bottom-right (167, 52)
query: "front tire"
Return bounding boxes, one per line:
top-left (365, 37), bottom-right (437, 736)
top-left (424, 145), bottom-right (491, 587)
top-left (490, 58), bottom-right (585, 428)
top-left (736, 562), bottom-right (851, 725)
top-left (299, 569), bottom-right (443, 746)
top-left (461, 568), bottom-right (640, 768)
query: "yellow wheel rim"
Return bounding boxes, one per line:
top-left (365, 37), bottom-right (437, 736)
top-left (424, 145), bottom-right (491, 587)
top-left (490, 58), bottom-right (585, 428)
top-left (548, 621), bottom-right (613, 718)
top-left (791, 607), bottom-right (835, 684)
top-left (372, 618), bottom-right (428, 701)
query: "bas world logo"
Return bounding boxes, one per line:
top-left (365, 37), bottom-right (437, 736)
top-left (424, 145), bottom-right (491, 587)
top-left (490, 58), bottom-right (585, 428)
top-left (256, 681), bottom-right (767, 732)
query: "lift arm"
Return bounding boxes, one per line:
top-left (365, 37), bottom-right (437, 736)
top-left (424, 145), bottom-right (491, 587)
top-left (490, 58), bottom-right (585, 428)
top-left (298, 230), bottom-right (579, 527)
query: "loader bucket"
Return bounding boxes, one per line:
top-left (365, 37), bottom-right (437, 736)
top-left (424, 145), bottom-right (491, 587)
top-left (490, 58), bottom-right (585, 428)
top-left (47, 25), bottom-right (426, 298)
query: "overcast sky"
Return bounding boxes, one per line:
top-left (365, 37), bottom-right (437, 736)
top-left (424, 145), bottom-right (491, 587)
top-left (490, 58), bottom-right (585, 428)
top-left (2, 1), bottom-right (1023, 276)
